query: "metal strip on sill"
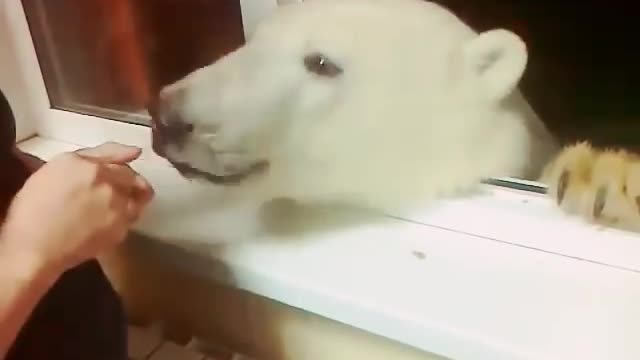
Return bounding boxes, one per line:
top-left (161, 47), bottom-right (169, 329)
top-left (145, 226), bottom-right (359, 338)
top-left (482, 177), bottom-right (548, 195)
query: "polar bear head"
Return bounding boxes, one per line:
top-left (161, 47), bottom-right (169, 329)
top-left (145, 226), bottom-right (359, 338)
top-left (150, 0), bottom-right (557, 211)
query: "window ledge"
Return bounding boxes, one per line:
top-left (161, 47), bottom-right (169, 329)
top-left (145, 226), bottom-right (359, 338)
top-left (18, 135), bottom-right (640, 360)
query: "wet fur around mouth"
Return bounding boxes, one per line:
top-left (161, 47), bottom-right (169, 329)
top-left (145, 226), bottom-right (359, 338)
top-left (148, 106), bottom-right (269, 185)
top-left (170, 160), bottom-right (268, 185)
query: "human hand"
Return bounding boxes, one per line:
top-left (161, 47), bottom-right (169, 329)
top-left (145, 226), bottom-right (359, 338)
top-left (1, 142), bottom-right (154, 275)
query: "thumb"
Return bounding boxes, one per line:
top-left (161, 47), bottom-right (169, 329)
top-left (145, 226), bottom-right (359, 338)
top-left (75, 142), bottom-right (142, 164)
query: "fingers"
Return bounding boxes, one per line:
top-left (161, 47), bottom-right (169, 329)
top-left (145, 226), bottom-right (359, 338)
top-left (101, 165), bottom-right (154, 221)
top-left (75, 142), bottom-right (142, 164)
top-left (99, 164), bottom-right (137, 192)
top-left (106, 186), bottom-right (136, 223)
top-left (132, 175), bottom-right (154, 208)
top-left (75, 142), bottom-right (154, 223)
top-left (105, 181), bottom-right (151, 224)
top-left (119, 169), bottom-right (154, 222)
top-left (122, 187), bottom-right (153, 223)
top-left (110, 165), bottom-right (154, 202)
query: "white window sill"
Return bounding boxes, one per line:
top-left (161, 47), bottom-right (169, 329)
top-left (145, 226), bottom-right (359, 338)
top-left (18, 130), bottom-right (640, 360)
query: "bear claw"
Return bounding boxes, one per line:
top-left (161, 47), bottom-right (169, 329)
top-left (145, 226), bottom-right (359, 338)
top-left (594, 186), bottom-right (607, 219)
top-left (557, 170), bottom-right (569, 205)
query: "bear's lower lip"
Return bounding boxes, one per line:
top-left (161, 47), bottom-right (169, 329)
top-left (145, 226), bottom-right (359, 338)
top-left (147, 106), bottom-right (269, 185)
top-left (170, 160), bottom-right (269, 185)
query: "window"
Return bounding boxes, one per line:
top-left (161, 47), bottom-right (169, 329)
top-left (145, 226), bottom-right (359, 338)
top-left (14, 0), bottom-right (640, 189)
top-left (4, 4), bottom-right (639, 359)
top-left (21, 0), bottom-right (248, 125)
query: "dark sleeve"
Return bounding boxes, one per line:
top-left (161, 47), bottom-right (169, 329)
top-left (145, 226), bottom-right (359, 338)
top-left (0, 88), bottom-right (128, 360)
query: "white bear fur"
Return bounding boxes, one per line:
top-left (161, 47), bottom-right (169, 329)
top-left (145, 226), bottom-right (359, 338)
top-left (133, 0), bottom-right (559, 245)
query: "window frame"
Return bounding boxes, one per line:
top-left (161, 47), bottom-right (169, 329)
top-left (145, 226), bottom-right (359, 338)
top-left (4, 1), bottom-right (640, 359)
top-left (1, 0), bottom-right (287, 145)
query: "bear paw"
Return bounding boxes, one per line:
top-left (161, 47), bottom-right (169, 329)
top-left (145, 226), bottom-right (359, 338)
top-left (541, 142), bottom-right (640, 228)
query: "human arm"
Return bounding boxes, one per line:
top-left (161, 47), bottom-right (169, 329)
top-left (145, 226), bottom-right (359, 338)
top-left (0, 143), bottom-right (153, 357)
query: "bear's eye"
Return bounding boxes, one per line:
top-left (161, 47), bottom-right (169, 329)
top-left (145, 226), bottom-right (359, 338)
top-left (304, 53), bottom-right (343, 78)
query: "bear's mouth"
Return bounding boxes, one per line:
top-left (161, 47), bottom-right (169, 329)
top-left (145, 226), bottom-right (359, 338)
top-left (169, 159), bottom-right (269, 185)
top-left (148, 107), bottom-right (268, 185)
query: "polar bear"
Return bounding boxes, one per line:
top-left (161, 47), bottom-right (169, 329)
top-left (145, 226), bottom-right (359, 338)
top-left (133, 0), bottom-right (560, 244)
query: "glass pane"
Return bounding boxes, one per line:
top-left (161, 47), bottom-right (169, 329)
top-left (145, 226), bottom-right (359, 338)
top-left (22, 0), bottom-right (245, 125)
top-left (20, 0), bottom-right (640, 189)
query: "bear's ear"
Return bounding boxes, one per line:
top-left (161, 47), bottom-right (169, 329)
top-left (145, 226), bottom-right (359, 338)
top-left (461, 29), bottom-right (527, 101)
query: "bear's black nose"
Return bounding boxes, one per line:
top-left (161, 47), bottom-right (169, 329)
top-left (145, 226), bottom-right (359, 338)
top-left (147, 87), bottom-right (193, 153)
